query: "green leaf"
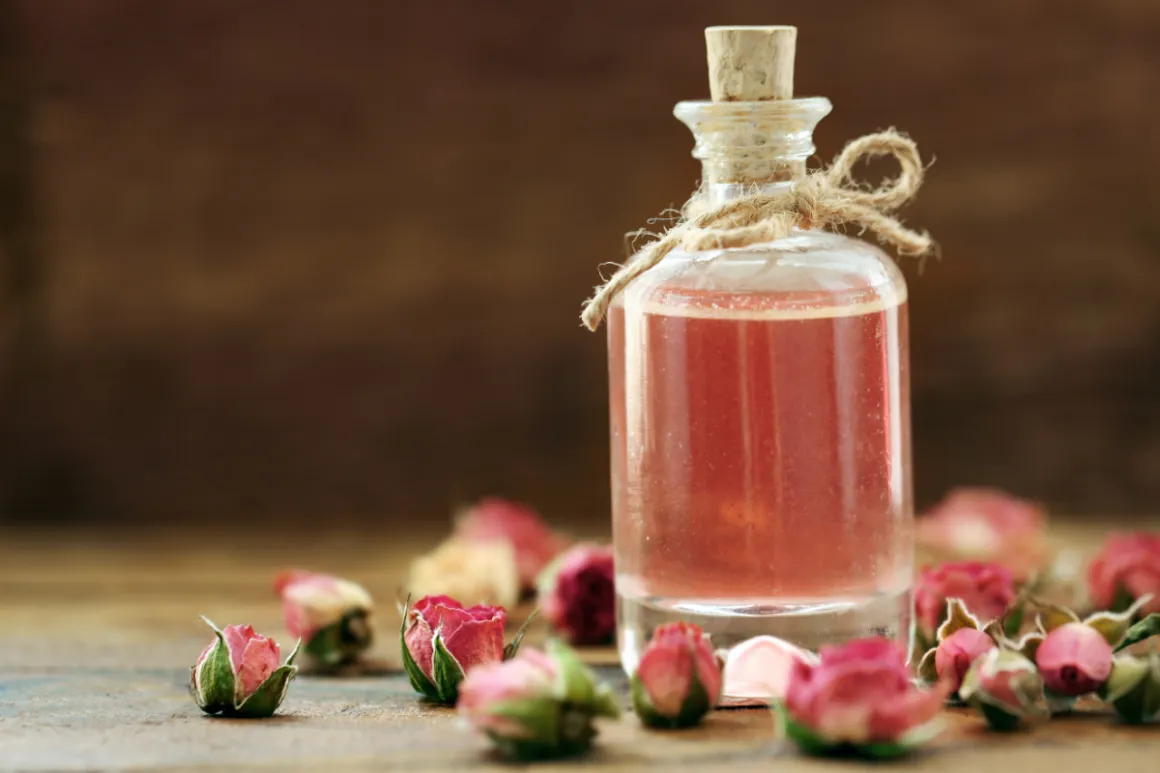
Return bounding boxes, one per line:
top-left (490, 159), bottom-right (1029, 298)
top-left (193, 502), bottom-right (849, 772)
top-left (1114, 614), bottom-right (1160, 653)
top-left (193, 617), bottom-right (236, 714)
top-left (1003, 601), bottom-right (1025, 638)
top-left (228, 664), bottom-right (297, 718)
top-left (399, 599), bottom-right (440, 700)
top-left (432, 633), bottom-right (466, 704)
top-left (504, 610), bottom-right (538, 660)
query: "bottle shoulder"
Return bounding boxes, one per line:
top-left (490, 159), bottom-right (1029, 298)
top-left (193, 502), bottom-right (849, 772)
top-left (620, 230), bottom-right (907, 317)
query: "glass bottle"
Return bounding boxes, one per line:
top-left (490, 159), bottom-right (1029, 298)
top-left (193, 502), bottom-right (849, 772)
top-left (608, 93), bottom-right (914, 686)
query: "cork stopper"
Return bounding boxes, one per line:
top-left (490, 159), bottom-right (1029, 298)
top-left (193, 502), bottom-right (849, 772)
top-left (705, 26), bottom-right (796, 102)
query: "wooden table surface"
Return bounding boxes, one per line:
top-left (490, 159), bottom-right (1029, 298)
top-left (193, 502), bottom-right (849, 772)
top-left (2, 520), bottom-right (1159, 772)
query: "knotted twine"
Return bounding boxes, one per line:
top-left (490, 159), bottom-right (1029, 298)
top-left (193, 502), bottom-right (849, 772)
top-left (580, 129), bottom-right (935, 331)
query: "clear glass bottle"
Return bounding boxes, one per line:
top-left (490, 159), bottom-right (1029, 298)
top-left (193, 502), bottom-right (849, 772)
top-left (610, 96), bottom-right (914, 688)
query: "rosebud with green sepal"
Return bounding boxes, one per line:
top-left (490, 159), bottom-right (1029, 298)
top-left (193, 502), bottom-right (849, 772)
top-left (959, 648), bottom-right (1048, 731)
top-left (458, 639), bottom-right (620, 760)
top-left (630, 621), bottom-right (722, 728)
top-left (190, 617), bottom-right (300, 718)
top-left (401, 594), bottom-right (532, 704)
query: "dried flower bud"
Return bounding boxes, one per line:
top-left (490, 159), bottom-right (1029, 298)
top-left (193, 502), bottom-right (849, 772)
top-left (1035, 622), bottom-right (1113, 697)
top-left (781, 638), bottom-right (949, 758)
top-left (959, 648), bottom-right (1048, 731)
top-left (630, 622), bottom-right (722, 728)
top-left (190, 617), bottom-right (299, 718)
top-left (458, 640), bottom-right (620, 760)
top-left (454, 498), bottom-right (567, 592)
top-left (915, 598), bottom-right (998, 699)
top-left (401, 595), bottom-right (528, 705)
top-left (1098, 651), bottom-right (1160, 724)
top-left (537, 544), bottom-right (615, 646)
top-left (408, 537), bottom-right (521, 609)
top-left (274, 570), bottom-right (374, 667)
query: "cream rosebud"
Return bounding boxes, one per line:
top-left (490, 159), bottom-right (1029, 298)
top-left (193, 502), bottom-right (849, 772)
top-left (190, 617), bottom-right (299, 718)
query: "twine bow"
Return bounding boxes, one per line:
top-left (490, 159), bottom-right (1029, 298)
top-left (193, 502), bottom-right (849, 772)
top-left (580, 129), bottom-right (935, 331)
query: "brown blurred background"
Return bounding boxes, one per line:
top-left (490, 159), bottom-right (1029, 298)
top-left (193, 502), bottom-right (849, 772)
top-left (0, 1), bottom-right (1158, 530)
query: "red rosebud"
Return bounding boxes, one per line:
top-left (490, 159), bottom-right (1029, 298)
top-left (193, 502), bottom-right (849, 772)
top-left (538, 544), bottom-right (615, 645)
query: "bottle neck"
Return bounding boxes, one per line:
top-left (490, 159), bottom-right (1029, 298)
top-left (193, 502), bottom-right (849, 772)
top-left (702, 178), bottom-right (798, 207)
top-left (675, 97), bottom-right (831, 207)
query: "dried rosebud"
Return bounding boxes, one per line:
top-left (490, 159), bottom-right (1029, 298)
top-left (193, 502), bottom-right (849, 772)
top-left (274, 570), bottom-right (374, 667)
top-left (537, 544), bottom-right (615, 646)
top-left (721, 635), bottom-right (818, 704)
top-left (914, 562), bottom-right (1016, 646)
top-left (1035, 622), bottom-right (1113, 697)
top-left (959, 648), bottom-right (1048, 731)
top-left (190, 617), bottom-right (299, 718)
top-left (1087, 532), bottom-right (1160, 617)
top-left (918, 488), bottom-right (1051, 582)
top-left (408, 537), bottom-right (520, 608)
top-left (455, 498), bottom-right (567, 591)
top-left (916, 599), bottom-right (998, 699)
top-left (401, 595), bottom-right (521, 704)
top-left (630, 622), bottom-right (722, 728)
top-left (458, 640), bottom-right (620, 760)
top-left (781, 638), bottom-right (949, 758)
top-left (1098, 651), bottom-right (1160, 724)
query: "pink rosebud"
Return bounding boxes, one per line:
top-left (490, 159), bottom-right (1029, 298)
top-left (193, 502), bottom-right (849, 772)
top-left (537, 544), bottom-right (615, 646)
top-left (631, 622), bottom-right (722, 728)
top-left (1087, 532), bottom-right (1160, 617)
top-left (783, 638), bottom-right (948, 756)
top-left (1035, 621), bottom-right (1114, 696)
top-left (458, 641), bottom-right (620, 760)
top-left (274, 570), bottom-right (374, 666)
top-left (455, 498), bottom-right (566, 591)
top-left (933, 627), bottom-right (996, 693)
top-left (720, 635), bottom-right (818, 704)
top-left (917, 488), bottom-right (1050, 582)
top-left (401, 595), bottom-right (509, 704)
top-left (191, 617), bottom-right (299, 718)
top-left (914, 562), bottom-right (1016, 643)
top-left (960, 648), bottom-right (1048, 730)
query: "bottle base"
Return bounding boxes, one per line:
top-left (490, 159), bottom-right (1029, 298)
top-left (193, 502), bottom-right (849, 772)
top-left (617, 585), bottom-right (913, 703)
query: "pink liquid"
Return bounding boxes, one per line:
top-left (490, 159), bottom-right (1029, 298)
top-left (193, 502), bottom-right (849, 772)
top-left (610, 285), bottom-right (912, 663)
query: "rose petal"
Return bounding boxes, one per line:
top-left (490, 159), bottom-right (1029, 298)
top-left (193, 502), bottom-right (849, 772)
top-left (721, 635), bottom-right (818, 703)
